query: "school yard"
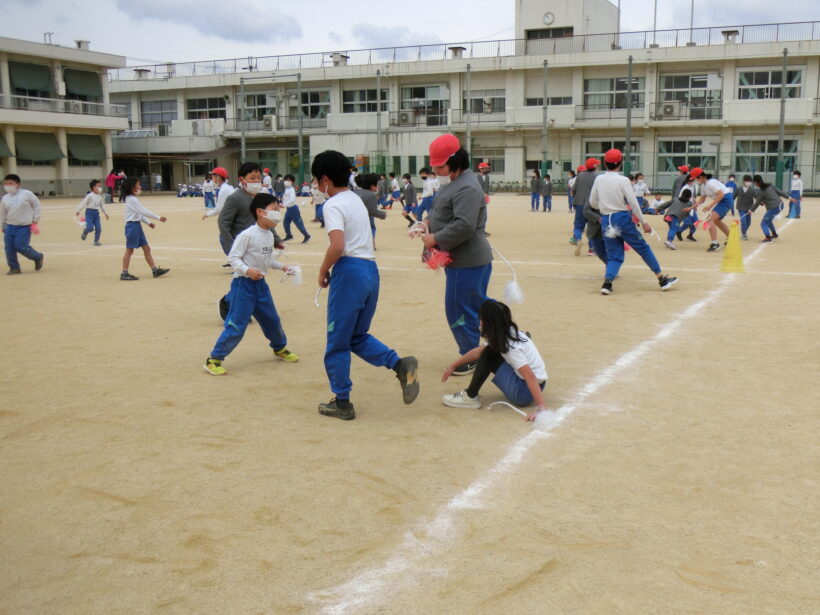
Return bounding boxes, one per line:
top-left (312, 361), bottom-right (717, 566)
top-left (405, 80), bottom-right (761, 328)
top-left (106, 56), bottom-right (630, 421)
top-left (1, 193), bottom-right (818, 614)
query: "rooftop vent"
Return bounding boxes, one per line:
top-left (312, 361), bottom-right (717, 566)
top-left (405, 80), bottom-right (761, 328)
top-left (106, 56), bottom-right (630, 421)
top-left (449, 46), bottom-right (467, 59)
top-left (75, 40), bottom-right (90, 50)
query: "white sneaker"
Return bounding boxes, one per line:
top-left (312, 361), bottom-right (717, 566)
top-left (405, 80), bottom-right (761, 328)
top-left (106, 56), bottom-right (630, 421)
top-left (442, 390), bottom-right (481, 409)
top-left (664, 240), bottom-right (677, 250)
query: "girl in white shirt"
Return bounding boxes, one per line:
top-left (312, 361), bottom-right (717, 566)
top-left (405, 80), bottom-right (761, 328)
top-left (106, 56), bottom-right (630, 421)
top-left (76, 179), bottom-right (108, 245)
top-left (120, 178), bottom-right (169, 281)
top-left (442, 300), bottom-right (548, 422)
top-left (203, 175), bottom-right (215, 209)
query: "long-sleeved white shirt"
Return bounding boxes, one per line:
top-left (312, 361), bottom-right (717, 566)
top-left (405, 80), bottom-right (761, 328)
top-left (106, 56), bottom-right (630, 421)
top-left (203, 180), bottom-right (214, 194)
top-left (205, 182), bottom-right (235, 218)
top-left (76, 191), bottom-right (107, 215)
top-left (124, 195), bottom-right (161, 223)
top-left (430, 176), bottom-right (440, 192)
top-left (589, 171), bottom-right (645, 223)
top-left (283, 186), bottom-right (297, 207)
top-left (228, 223), bottom-right (285, 278)
top-left (390, 178), bottom-right (399, 192)
top-left (421, 177), bottom-right (435, 199)
top-left (633, 180), bottom-right (649, 197)
top-left (1, 189), bottom-right (41, 226)
top-left (790, 177), bottom-right (803, 195)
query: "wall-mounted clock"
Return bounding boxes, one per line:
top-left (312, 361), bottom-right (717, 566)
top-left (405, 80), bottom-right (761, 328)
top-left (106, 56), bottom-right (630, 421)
top-left (543, 12), bottom-right (555, 25)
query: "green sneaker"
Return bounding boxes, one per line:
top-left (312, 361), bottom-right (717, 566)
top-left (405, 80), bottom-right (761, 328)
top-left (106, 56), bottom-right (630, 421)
top-left (275, 348), bottom-right (299, 363)
top-left (394, 356), bottom-right (419, 405)
top-left (318, 398), bottom-right (355, 420)
top-left (203, 358), bottom-right (226, 376)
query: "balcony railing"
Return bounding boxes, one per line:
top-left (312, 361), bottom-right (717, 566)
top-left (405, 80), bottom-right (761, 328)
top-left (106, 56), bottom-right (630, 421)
top-left (109, 21), bottom-right (820, 81)
top-left (815, 98), bottom-right (820, 116)
top-left (389, 110), bottom-right (448, 128)
top-left (450, 109), bottom-right (506, 124)
top-left (575, 105), bottom-right (646, 121)
top-left (652, 102), bottom-right (722, 120)
top-left (3, 94), bottom-right (128, 117)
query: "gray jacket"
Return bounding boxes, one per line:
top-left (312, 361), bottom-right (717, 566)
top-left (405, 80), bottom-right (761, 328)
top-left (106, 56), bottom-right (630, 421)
top-left (540, 179), bottom-right (552, 197)
top-left (734, 185), bottom-right (758, 211)
top-left (582, 201), bottom-right (602, 239)
top-left (354, 188), bottom-right (386, 224)
top-left (655, 197), bottom-right (691, 219)
top-left (403, 182), bottom-right (417, 205)
top-left (753, 185), bottom-right (790, 211)
top-left (218, 189), bottom-right (282, 250)
top-left (476, 173), bottom-right (490, 195)
top-left (672, 173), bottom-right (688, 198)
top-left (530, 177), bottom-right (541, 192)
top-left (376, 178), bottom-right (388, 199)
top-left (571, 170), bottom-right (598, 208)
top-left (428, 169), bottom-right (492, 269)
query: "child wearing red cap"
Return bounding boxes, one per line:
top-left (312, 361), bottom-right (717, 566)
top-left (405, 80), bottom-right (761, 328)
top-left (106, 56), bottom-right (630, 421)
top-left (569, 160), bottom-right (600, 255)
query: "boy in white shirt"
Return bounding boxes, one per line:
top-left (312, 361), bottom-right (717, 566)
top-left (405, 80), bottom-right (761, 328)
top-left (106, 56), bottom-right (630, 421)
top-left (76, 179), bottom-right (109, 245)
top-left (262, 168), bottom-right (273, 195)
top-left (633, 173), bottom-right (649, 212)
top-left (120, 177), bottom-right (169, 281)
top-left (313, 150), bottom-right (419, 420)
top-left (789, 170), bottom-right (803, 218)
top-left (204, 193), bottom-right (298, 375)
top-left (2, 173), bottom-right (43, 274)
top-left (202, 174), bottom-right (215, 209)
top-left (281, 173), bottom-right (311, 243)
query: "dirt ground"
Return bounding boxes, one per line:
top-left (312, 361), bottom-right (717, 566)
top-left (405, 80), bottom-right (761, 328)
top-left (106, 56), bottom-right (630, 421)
top-left (1, 191), bottom-right (818, 615)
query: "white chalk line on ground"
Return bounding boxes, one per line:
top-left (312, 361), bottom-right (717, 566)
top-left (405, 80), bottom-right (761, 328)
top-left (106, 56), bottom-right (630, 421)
top-left (305, 221), bottom-right (794, 615)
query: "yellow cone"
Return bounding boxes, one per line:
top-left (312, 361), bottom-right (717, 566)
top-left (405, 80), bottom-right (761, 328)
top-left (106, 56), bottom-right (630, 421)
top-left (721, 220), bottom-right (745, 273)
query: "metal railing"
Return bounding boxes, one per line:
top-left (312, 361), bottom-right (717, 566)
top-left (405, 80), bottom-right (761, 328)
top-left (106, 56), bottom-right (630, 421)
top-left (815, 98), bottom-right (820, 116)
top-left (575, 104), bottom-right (646, 121)
top-left (450, 109), bottom-right (506, 124)
top-left (652, 102), bottom-right (722, 120)
top-left (108, 21), bottom-right (820, 81)
top-left (389, 110), bottom-right (448, 128)
top-left (3, 94), bottom-right (128, 117)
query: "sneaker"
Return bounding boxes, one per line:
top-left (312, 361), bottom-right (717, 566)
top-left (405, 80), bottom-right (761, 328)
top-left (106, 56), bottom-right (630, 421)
top-left (221, 263), bottom-right (231, 268)
top-left (318, 398), bottom-right (355, 420)
top-left (664, 240), bottom-right (677, 250)
top-left (741, 235), bottom-right (748, 241)
top-left (574, 241), bottom-right (582, 256)
top-left (282, 235), bottom-right (294, 241)
top-left (120, 272), bottom-right (138, 281)
top-left (601, 279), bottom-right (613, 295)
top-left (218, 296), bottom-right (229, 321)
top-left (587, 249), bottom-right (596, 256)
top-left (274, 348), bottom-right (299, 363)
top-left (34, 256), bottom-right (43, 271)
top-left (152, 267), bottom-right (169, 278)
top-left (771, 232), bottom-right (779, 239)
top-left (452, 361), bottom-right (477, 376)
top-left (706, 242), bottom-right (720, 253)
top-left (93, 242), bottom-right (102, 246)
top-left (203, 358), bottom-right (226, 376)
top-left (659, 275), bottom-right (678, 291)
top-left (81, 230), bottom-right (88, 241)
top-left (686, 235), bottom-right (697, 242)
top-left (7, 269), bottom-right (21, 275)
top-left (442, 390), bottom-right (481, 409)
top-left (568, 237), bottom-right (579, 246)
top-left (300, 235), bottom-right (311, 244)
top-left (394, 356), bottom-right (420, 405)
top-left (760, 236), bottom-right (773, 243)
top-left (676, 232), bottom-right (684, 241)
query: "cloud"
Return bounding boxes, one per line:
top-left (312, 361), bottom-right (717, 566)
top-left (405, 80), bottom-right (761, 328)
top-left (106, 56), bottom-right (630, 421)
top-left (116, 0), bottom-right (302, 43)
top-left (351, 23), bottom-right (442, 49)
top-left (328, 31), bottom-right (343, 45)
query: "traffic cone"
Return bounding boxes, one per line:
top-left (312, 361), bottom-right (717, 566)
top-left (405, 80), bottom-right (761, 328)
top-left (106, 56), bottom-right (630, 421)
top-left (721, 220), bottom-right (745, 273)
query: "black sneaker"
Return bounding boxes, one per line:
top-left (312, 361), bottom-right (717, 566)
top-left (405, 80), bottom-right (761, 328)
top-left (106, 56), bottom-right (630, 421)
top-left (676, 232), bottom-right (683, 241)
top-left (659, 275), bottom-right (678, 291)
top-left (394, 356), bottom-right (420, 405)
top-left (601, 279), bottom-right (613, 295)
top-left (686, 235), bottom-right (697, 242)
top-left (152, 267), bottom-right (169, 278)
top-left (81, 230), bottom-right (88, 241)
top-left (318, 398), bottom-right (355, 420)
top-left (221, 263), bottom-right (231, 268)
top-left (218, 296), bottom-right (229, 321)
top-left (120, 272), bottom-right (138, 281)
top-left (452, 361), bottom-right (477, 376)
top-left (282, 235), bottom-right (294, 241)
top-left (7, 269), bottom-right (22, 275)
top-left (706, 242), bottom-right (720, 253)
top-left (301, 235), bottom-right (311, 244)
top-left (34, 256), bottom-right (44, 271)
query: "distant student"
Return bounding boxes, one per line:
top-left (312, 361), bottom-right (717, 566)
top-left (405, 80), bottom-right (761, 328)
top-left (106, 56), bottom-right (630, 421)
top-left (262, 168), bottom-right (273, 195)
top-left (476, 162), bottom-right (491, 203)
top-left (202, 174), bottom-right (215, 209)
top-left (354, 173), bottom-right (387, 243)
top-left (566, 169), bottom-right (576, 212)
top-left (376, 173), bottom-right (389, 208)
top-left (442, 301), bottom-right (547, 422)
top-left (540, 174), bottom-right (552, 212)
top-left (725, 173), bottom-right (738, 216)
top-left (789, 170), bottom-right (803, 218)
top-left (734, 175), bottom-right (757, 240)
top-left (570, 159), bottom-right (599, 254)
top-left (655, 188), bottom-right (694, 250)
top-left (388, 172), bottom-right (400, 209)
top-left (202, 167), bottom-right (235, 262)
top-left (633, 173), bottom-right (649, 212)
top-left (105, 169), bottom-right (119, 203)
top-left (117, 170), bottom-right (127, 203)
top-left (529, 169), bottom-right (541, 211)
top-left (273, 174), bottom-right (285, 200)
top-left (310, 178), bottom-right (326, 227)
top-left (281, 174), bottom-right (310, 244)
top-left (120, 177), bottom-right (169, 281)
top-left (416, 168), bottom-right (435, 221)
top-left (752, 175), bottom-right (795, 243)
top-left (76, 179), bottom-right (109, 246)
top-left (690, 168), bottom-right (732, 253)
top-left (153, 172), bottom-right (162, 192)
top-left (2, 173), bottom-right (43, 274)
top-left (401, 173), bottom-right (418, 227)
top-left (649, 194), bottom-right (664, 214)
top-left (312, 150), bottom-right (419, 420)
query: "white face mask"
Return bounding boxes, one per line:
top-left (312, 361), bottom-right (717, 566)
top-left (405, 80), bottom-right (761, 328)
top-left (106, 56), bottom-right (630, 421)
top-left (436, 174), bottom-right (451, 187)
top-left (402, 179), bottom-right (409, 185)
top-left (244, 182), bottom-right (262, 195)
top-left (743, 181), bottom-right (751, 187)
top-left (284, 181), bottom-right (292, 188)
top-left (4, 185), bottom-right (18, 195)
top-left (793, 175), bottom-right (799, 179)
top-left (95, 186), bottom-right (103, 193)
top-left (265, 209), bottom-right (282, 223)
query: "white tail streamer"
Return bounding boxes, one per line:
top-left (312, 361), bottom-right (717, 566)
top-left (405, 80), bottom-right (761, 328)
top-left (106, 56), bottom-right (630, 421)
top-left (491, 247), bottom-right (524, 304)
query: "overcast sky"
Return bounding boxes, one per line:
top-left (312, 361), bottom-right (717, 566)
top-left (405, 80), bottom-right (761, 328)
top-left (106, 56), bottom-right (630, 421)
top-left (1, 0), bottom-right (816, 66)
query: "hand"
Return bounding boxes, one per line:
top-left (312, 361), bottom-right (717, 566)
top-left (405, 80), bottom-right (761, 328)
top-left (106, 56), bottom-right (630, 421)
top-left (148, 222), bottom-right (156, 229)
top-left (159, 216), bottom-right (167, 223)
top-left (275, 242), bottom-right (285, 250)
top-left (641, 222), bottom-right (652, 234)
top-left (318, 270), bottom-right (330, 288)
top-left (526, 405), bottom-right (547, 422)
top-left (201, 214), bottom-right (207, 220)
top-left (421, 233), bottom-right (437, 249)
top-left (247, 268), bottom-right (264, 280)
top-left (105, 214), bottom-right (110, 220)
top-left (441, 366), bottom-right (455, 382)
top-left (281, 264), bottom-right (292, 274)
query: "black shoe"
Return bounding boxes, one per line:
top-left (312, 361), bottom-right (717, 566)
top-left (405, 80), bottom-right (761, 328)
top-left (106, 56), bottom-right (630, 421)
top-left (659, 275), bottom-right (678, 291)
top-left (7, 269), bottom-right (21, 275)
top-left (676, 232), bottom-right (683, 241)
top-left (394, 356), bottom-right (420, 405)
top-left (706, 242), bottom-right (720, 253)
top-left (34, 256), bottom-right (43, 271)
top-left (772, 232), bottom-right (779, 239)
top-left (221, 263), bottom-right (231, 268)
top-left (452, 361), bottom-right (477, 376)
top-left (601, 279), bottom-right (613, 295)
top-left (301, 235), bottom-right (311, 244)
top-left (318, 398), bottom-right (355, 420)
top-left (686, 235), bottom-right (696, 242)
top-left (282, 235), bottom-right (294, 241)
top-left (218, 296), bottom-right (229, 321)
top-left (120, 272), bottom-right (138, 281)
top-left (152, 267), bottom-right (169, 278)
top-left (81, 230), bottom-right (88, 241)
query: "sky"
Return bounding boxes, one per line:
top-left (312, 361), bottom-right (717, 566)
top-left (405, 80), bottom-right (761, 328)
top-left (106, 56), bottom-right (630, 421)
top-left (0, 0), bottom-right (816, 66)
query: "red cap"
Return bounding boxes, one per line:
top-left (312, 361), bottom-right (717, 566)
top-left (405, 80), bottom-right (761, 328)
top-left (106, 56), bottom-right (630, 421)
top-left (576, 165), bottom-right (586, 172)
top-left (689, 167), bottom-right (704, 179)
top-left (604, 149), bottom-right (623, 164)
top-left (429, 134), bottom-right (461, 167)
top-left (678, 165), bottom-right (689, 173)
top-left (211, 167), bottom-right (228, 179)
top-left (585, 157), bottom-right (600, 170)
top-left (263, 168), bottom-right (271, 174)
top-left (478, 162), bottom-right (490, 169)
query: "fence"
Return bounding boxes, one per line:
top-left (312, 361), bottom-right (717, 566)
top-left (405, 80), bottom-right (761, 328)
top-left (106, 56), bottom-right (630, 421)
top-left (3, 95), bottom-right (128, 117)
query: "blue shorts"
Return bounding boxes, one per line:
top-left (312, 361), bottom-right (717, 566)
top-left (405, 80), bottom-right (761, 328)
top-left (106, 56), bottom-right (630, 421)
top-left (391, 190), bottom-right (401, 199)
top-left (125, 221), bottom-right (148, 249)
top-left (403, 202), bottom-right (416, 213)
top-left (491, 363), bottom-right (546, 407)
top-left (712, 200), bottom-right (733, 219)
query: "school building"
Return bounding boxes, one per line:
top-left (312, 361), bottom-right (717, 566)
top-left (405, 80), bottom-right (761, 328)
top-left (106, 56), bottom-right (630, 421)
top-left (0, 37), bottom-right (128, 195)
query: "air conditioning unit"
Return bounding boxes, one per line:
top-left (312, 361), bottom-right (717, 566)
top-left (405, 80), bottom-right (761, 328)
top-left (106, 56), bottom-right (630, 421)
top-left (660, 101), bottom-right (682, 119)
top-left (67, 100), bottom-right (83, 114)
top-left (156, 124), bottom-right (170, 137)
top-left (263, 114), bottom-right (277, 132)
top-left (398, 111), bottom-right (416, 126)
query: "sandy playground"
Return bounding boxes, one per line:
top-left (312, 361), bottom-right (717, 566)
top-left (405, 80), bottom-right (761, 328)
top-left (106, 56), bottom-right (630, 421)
top-left (1, 192), bottom-right (819, 614)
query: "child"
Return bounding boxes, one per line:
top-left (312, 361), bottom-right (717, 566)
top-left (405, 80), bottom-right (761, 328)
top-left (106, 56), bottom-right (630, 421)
top-left (655, 188), bottom-right (694, 250)
top-left (202, 174), bottom-right (215, 209)
top-left (691, 168), bottom-right (733, 253)
top-left (76, 179), bottom-right (109, 246)
top-left (789, 170), bottom-right (803, 218)
top-left (388, 172), bottom-right (400, 209)
top-left (273, 174), bottom-right (285, 201)
top-left (540, 174), bottom-right (552, 211)
top-left (312, 150), bottom-right (419, 420)
top-left (281, 174), bottom-right (310, 244)
top-left (633, 173), bottom-right (649, 212)
top-left (734, 175), bottom-right (756, 240)
top-left (442, 301), bottom-right (548, 422)
top-left (725, 174), bottom-right (738, 216)
top-left (120, 177), bottom-right (169, 281)
top-left (648, 194), bottom-right (664, 214)
top-left (566, 169), bottom-right (576, 212)
top-left (203, 194), bottom-right (298, 375)
top-left (529, 170), bottom-right (541, 211)
top-left (262, 168), bottom-right (273, 195)
top-left (310, 178), bottom-right (326, 227)
top-left (416, 168), bottom-right (435, 221)
top-left (2, 173), bottom-right (43, 274)
top-left (401, 173), bottom-right (418, 227)
top-left (752, 175), bottom-right (795, 243)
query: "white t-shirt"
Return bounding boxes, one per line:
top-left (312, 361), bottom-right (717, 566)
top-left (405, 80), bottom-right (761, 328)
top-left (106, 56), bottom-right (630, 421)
top-left (263, 175), bottom-right (273, 194)
top-left (500, 331), bottom-right (548, 383)
top-left (790, 177), bottom-right (803, 195)
top-left (205, 182), bottom-right (235, 218)
top-left (702, 178), bottom-right (728, 200)
top-left (283, 186), bottom-right (297, 207)
top-left (323, 190), bottom-right (375, 261)
top-left (77, 191), bottom-right (107, 214)
top-left (228, 224), bottom-right (285, 278)
top-left (390, 178), bottom-right (399, 192)
top-left (633, 180), bottom-right (648, 197)
top-left (203, 180), bottom-right (214, 193)
top-left (589, 172), bottom-right (645, 223)
top-left (421, 177), bottom-right (434, 199)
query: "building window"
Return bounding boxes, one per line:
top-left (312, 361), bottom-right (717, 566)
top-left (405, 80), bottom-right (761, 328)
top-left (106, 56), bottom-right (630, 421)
top-left (17, 159), bottom-right (53, 167)
top-left (583, 78), bottom-right (645, 109)
top-left (141, 100), bottom-right (178, 127)
top-left (585, 140), bottom-right (641, 169)
top-left (735, 139), bottom-right (798, 173)
top-left (186, 97), bottom-right (226, 120)
top-left (658, 74), bottom-right (722, 118)
top-left (525, 96), bottom-right (572, 106)
top-left (656, 140), bottom-right (717, 173)
top-left (342, 89), bottom-right (388, 113)
top-left (463, 89), bottom-right (505, 114)
top-left (69, 157), bottom-right (101, 167)
top-left (287, 90), bottom-right (330, 122)
top-left (240, 93), bottom-right (276, 120)
top-left (401, 85), bottom-right (450, 126)
top-left (525, 27), bottom-right (574, 39)
top-left (738, 70), bottom-right (802, 100)
top-left (473, 149), bottom-right (505, 173)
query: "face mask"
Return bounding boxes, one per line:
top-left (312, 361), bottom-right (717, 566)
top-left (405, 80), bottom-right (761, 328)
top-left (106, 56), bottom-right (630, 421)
top-left (95, 186), bottom-right (103, 193)
top-left (244, 182), bottom-right (262, 195)
top-left (437, 174), bottom-right (451, 187)
top-left (420, 176), bottom-right (427, 181)
top-left (284, 181), bottom-right (292, 188)
top-left (265, 209), bottom-right (282, 223)
top-left (743, 181), bottom-right (751, 187)
top-left (4, 185), bottom-right (18, 195)
top-left (402, 179), bottom-right (409, 185)
top-left (793, 175), bottom-right (799, 179)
